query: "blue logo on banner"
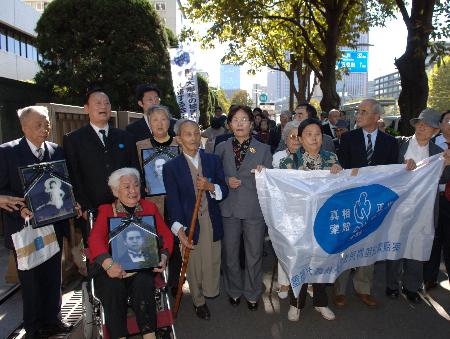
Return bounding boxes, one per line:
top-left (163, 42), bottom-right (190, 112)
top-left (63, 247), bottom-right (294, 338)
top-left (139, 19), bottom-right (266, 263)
top-left (314, 184), bottom-right (399, 254)
top-left (34, 236), bottom-right (44, 251)
top-left (173, 51), bottom-right (190, 67)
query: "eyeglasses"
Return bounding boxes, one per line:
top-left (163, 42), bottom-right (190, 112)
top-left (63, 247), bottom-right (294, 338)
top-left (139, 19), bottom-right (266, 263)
top-left (288, 134), bottom-right (298, 140)
top-left (231, 118), bottom-right (250, 124)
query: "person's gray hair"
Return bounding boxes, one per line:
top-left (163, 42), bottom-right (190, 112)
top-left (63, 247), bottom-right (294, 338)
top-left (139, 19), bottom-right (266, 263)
top-left (17, 106), bottom-right (49, 124)
top-left (145, 105), bottom-right (171, 120)
top-left (280, 110), bottom-right (292, 118)
top-left (281, 120), bottom-right (301, 142)
top-left (174, 119), bottom-right (199, 136)
top-left (364, 98), bottom-right (384, 115)
top-left (108, 167), bottom-right (141, 191)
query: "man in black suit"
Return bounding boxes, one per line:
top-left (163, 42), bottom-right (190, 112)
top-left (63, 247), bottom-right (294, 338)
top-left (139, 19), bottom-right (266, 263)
top-left (63, 89), bottom-right (140, 240)
top-left (0, 106), bottom-right (73, 338)
top-left (333, 98), bottom-right (399, 309)
top-left (125, 84), bottom-right (175, 141)
top-left (322, 109), bottom-right (340, 139)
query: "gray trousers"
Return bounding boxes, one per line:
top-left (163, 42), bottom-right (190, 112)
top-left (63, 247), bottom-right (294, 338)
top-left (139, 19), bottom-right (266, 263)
top-left (334, 264), bottom-right (374, 295)
top-left (386, 259), bottom-right (423, 292)
top-left (222, 216), bottom-right (266, 301)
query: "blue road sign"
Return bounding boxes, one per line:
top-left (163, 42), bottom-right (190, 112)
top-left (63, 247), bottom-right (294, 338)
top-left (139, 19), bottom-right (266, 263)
top-left (337, 50), bottom-right (368, 73)
top-left (259, 93), bottom-right (268, 103)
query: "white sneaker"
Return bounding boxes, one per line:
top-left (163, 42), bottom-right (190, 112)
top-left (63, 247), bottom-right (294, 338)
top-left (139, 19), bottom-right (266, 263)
top-left (288, 305), bottom-right (300, 321)
top-left (314, 306), bottom-right (335, 320)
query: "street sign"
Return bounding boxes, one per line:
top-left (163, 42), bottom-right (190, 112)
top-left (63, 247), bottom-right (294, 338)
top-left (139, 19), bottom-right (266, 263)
top-left (337, 50), bottom-right (368, 73)
top-left (259, 93), bottom-right (268, 103)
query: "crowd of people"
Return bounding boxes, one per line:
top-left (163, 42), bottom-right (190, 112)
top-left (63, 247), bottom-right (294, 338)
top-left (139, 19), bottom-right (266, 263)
top-left (0, 83), bottom-right (449, 339)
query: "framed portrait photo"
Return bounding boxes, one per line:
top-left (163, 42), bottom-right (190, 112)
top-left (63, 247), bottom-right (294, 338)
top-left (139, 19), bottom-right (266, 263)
top-left (141, 146), bottom-right (178, 196)
top-left (19, 160), bottom-right (77, 228)
top-left (108, 215), bottom-right (160, 272)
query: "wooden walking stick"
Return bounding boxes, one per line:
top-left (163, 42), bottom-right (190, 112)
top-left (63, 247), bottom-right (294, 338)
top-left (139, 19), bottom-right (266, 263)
top-left (173, 189), bottom-right (204, 318)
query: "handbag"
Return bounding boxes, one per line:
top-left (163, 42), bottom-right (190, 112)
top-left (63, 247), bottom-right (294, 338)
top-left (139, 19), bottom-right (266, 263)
top-left (12, 217), bottom-right (60, 271)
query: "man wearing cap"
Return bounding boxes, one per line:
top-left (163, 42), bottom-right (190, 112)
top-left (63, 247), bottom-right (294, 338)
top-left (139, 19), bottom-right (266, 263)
top-left (334, 98), bottom-right (399, 308)
top-left (385, 108), bottom-right (450, 302)
top-left (423, 109), bottom-right (450, 290)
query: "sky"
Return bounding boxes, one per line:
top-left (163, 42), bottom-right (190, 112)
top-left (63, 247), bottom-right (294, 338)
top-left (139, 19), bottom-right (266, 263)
top-left (193, 14), bottom-right (409, 93)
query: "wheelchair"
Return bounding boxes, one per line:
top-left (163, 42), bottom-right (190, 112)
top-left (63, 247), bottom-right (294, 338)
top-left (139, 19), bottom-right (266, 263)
top-left (81, 210), bottom-right (177, 339)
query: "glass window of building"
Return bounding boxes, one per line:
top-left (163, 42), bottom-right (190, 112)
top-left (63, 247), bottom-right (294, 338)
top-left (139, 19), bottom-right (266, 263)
top-left (0, 27), bottom-right (6, 51)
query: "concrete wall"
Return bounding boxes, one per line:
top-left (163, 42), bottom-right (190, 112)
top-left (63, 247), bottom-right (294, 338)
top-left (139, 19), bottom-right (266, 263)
top-left (0, 50), bottom-right (40, 80)
top-left (0, 0), bottom-right (40, 36)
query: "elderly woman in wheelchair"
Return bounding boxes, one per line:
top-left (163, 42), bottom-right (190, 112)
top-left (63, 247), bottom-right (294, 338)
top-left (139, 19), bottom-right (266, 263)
top-left (88, 167), bottom-right (174, 339)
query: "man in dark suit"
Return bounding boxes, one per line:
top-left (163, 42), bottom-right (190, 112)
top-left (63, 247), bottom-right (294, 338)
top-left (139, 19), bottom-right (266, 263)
top-left (334, 98), bottom-right (399, 309)
top-left (125, 84), bottom-right (175, 141)
top-left (63, 89), bottom-right (140, 240)
top-left (164, 119), bottom-right (228, 320)
top-left (322, 109), bottom-right (340, 139)
top-left (333, 119), bottom-right (349, 156)
top-left (0, 106), bottom-right (72, 338)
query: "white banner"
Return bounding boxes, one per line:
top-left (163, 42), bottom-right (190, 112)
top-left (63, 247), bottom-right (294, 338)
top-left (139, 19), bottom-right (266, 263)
top-left (170, 45), bottom-right (200, 122)
top-left (255, 154), bottom-right (445, 297)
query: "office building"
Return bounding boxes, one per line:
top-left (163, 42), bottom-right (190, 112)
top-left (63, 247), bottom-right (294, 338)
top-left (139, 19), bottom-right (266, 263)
top-left (150, 0), bottom-right (185, 34)
top-left (23, 0), bottom-right (51, 12)
top-left (1, 0), bottom-right (41, 81)
top-left (373, 71), bottom-right (401, 100)
top-left (220, 64), bottom-right (241, 99)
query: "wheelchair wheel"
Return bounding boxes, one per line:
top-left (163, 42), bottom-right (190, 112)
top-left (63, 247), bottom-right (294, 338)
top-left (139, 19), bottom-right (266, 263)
top-left (82, 281), bottom-right (95, 339)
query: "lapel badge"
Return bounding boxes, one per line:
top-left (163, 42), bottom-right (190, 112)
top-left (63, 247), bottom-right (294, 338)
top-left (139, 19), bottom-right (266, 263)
top-left (249, 147), bottom-right (256, 154)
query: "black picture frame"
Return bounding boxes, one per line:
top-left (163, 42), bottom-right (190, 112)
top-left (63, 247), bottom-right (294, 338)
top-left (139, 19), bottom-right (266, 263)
top-left (141, 146), bottom-right (178, 196)
top-left (108, 215), bottom-right (160, 272)
top-left (19, 160), bottom-right (77, 228)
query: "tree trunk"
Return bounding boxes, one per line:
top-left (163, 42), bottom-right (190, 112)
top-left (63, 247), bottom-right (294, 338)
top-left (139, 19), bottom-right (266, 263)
top-left (395, 0), bottom-right (435, 136)
top-left (294, 62), bottom-right (310, 104)
top-left (319, 6), bottom-right (341, 112)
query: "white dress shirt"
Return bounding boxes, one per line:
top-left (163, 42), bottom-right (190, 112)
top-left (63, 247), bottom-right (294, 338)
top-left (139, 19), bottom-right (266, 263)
top-left (90, 123), bottom-right (109, 145)
top-left (26, 139), bottom-right (45, 159)
top-left (362, 128), bottom-right (378, 149)
top-left (171, 151), bottom-right (223, 236)
top-left (404, 134), bottom-right (429, 164)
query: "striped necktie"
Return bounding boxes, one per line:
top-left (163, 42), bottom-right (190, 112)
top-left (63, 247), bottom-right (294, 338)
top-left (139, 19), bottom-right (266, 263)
top-left (36, 147), bottom-right (44, 161)
top-left (366, 133), bottom-right (373, 165)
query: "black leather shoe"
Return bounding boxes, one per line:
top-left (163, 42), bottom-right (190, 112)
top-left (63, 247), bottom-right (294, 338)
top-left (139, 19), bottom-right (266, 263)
top-left (385, 287), bottom-right (399, 299)
top-left (402, 287), bottom-right (421, 303)
top-left (194, 304), bottom-right (211, 320)
top-left (247, 300), bottom-right (258, 311)
top-left (41, 320), bottom-right (73, 335)
top-left (228, 296), bottom-right (241, 307)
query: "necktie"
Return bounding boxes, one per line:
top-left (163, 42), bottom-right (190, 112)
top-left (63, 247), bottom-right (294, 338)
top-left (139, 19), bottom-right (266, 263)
top-left (366, 133), bottom-right (373, 165)
top-left (99, 129), bottom-right (107, 146)
top-left (36, 147), bottom-right (44, 161)
top-left (445, 142), bottom-right (450, 201)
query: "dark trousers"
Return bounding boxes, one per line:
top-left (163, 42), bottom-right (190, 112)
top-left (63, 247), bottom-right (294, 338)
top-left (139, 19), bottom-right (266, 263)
top-left (17, 250), bottom-right (62, 333)
top-left (289, 283), bottom-right (328, 309)
top-left (424, 195), bottom-right (450, 283)
top-left (168, 243), bottom-right (182, 289)
top-left (95, 270), bottom-right (156, 339)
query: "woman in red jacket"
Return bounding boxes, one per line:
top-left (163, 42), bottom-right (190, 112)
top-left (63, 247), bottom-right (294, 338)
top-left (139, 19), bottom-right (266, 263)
top-left (88, 167), bottom-right (173, 339)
